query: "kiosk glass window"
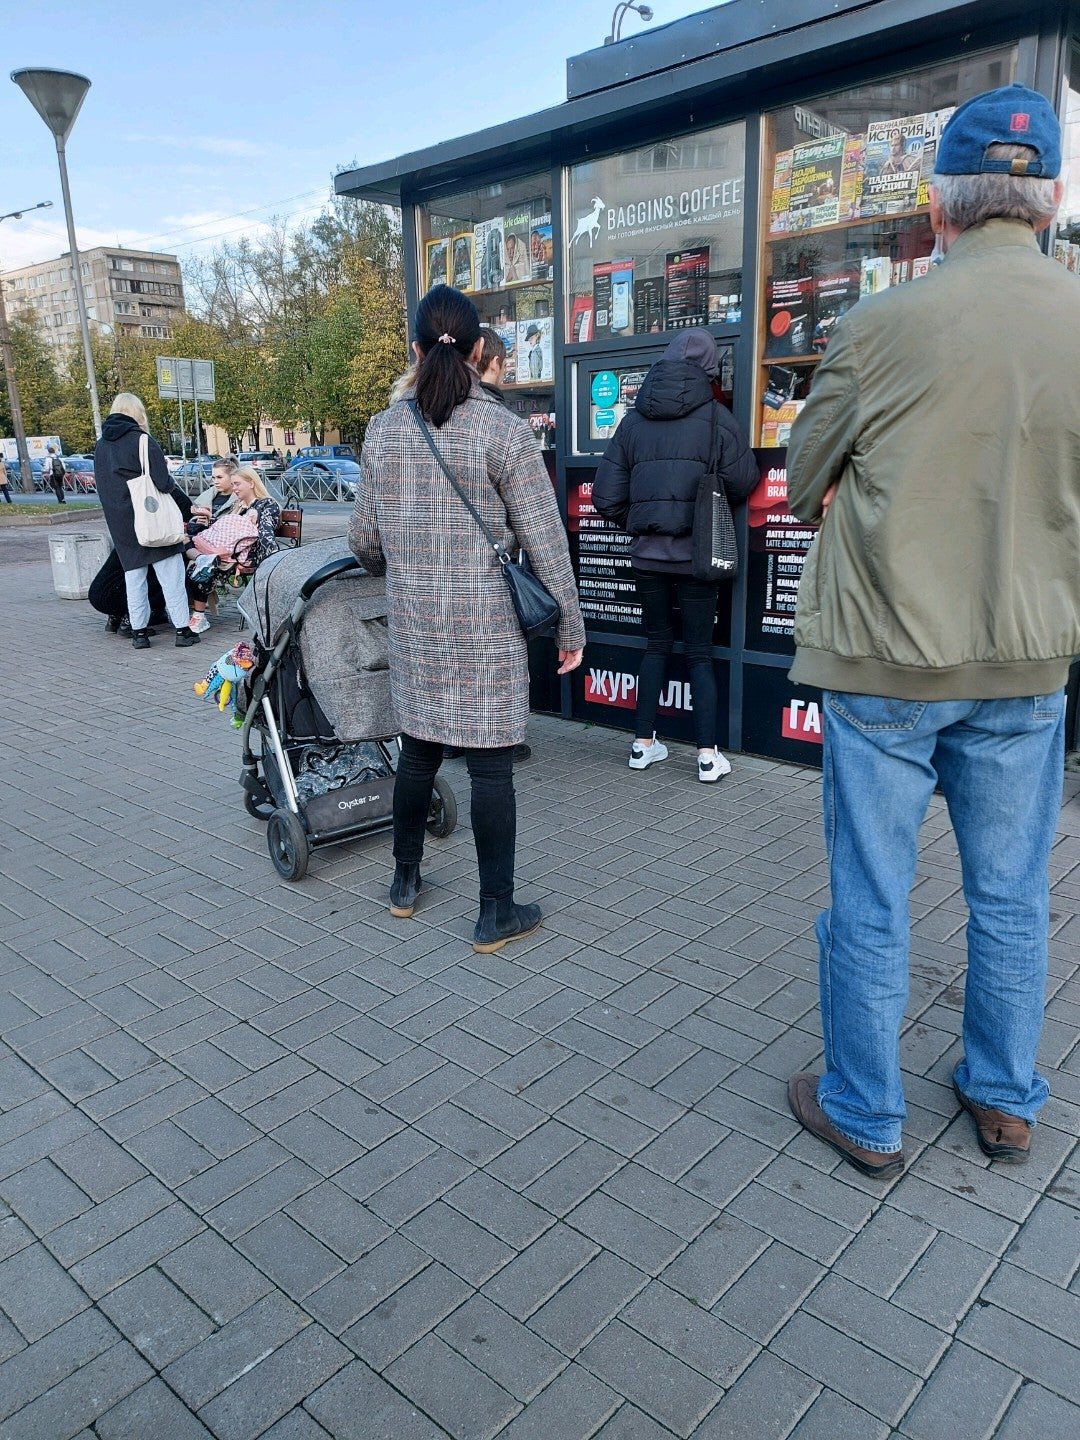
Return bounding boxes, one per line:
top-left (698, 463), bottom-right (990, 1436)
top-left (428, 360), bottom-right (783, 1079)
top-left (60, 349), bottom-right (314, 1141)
top-left (1053, 42), bottom-right (1080, 270)
top-left (565, 122), bottom-right (746, 344)
top-left (757, 45), bottom-right (1019, 448)
top-left (417, 174), bottom-right (555, 447)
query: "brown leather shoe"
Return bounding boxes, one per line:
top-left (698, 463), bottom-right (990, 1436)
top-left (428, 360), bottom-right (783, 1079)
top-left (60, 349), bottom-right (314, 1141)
top-left (952, 1081), bottom-right (1031, 1163)
top-left (787, 1072), bottom-right (904, 1179)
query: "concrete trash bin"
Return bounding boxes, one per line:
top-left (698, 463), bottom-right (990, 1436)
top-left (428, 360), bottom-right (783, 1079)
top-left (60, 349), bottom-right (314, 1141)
top-left (49, 532), bottom-right (111, 600)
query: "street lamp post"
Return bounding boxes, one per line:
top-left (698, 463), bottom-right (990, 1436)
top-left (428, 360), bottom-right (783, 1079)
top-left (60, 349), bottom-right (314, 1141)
top-left (0, 200), bottom-right (54, 492)
top-left (12, 68), bottom-right (102, 440)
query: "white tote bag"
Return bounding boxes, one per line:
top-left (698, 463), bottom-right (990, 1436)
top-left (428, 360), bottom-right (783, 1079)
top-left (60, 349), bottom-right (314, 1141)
top-left (128, 432), bottom-right (185, 547)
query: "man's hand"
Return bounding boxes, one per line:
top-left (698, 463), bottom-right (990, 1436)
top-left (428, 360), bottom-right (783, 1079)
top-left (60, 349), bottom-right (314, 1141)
top-left (820, 483), bottom-right (839, 520)
top-left (557, 648), bottom-right (584, 675)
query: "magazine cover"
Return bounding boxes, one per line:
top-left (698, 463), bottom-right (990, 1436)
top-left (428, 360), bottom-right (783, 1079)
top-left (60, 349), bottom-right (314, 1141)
top-left (764, 276), bottom-right (814, 357)
top-left (517, 316), bottom-right (553, 383)
top-left (862, 116), bottom-right (925, 217)
top-left (569, 295), bottom-right (594, 344)
top-left (788, 136), bottom-right (845, 231)
top-left (530, 213), bottom-right (554, 281)
top-left (760, 399), bottom-right (805, 448)
top-left (474, 217), bottom-right (506, 291)
top-left (918, 107), bottom-right (955, 208)
top-left (664, 248), bottom-right (709, 329)
top-left (838, 134), bottom-right (865, 221)
top-left (503, 208), bottom-right (532, 284)
top-left (451, 233), bottom-right (474, 291)
top-left (859, 256), bottom-right (893, 295)
top-left (812, 266), bottom-right (860, 352)
top-left (770, 149), bottom-right (793, 236)
top-left (425, 237), bottom-right (449, 291)
top-left (495, 322), bottom-right (518, 384)
top-left (633, 277), bottom-right (663, 334)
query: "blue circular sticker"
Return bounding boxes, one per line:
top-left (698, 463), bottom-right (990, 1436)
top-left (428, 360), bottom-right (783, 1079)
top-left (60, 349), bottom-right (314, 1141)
top-left (591, 370), bottom-right (619, 406)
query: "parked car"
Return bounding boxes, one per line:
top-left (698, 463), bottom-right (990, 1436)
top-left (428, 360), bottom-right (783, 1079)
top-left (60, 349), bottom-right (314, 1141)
top-left (164, 454), bottom-right (184, 475)
top-left (173, 457), bottom-right (218, 486)
top-left (238, 450), bottom-right (285, 483)
top-left (63, 456), bottom-right (96, 493)
top-left (291, 444), bottom-right (357, 462)
top-left (283, 458), bottom-right (361, 501)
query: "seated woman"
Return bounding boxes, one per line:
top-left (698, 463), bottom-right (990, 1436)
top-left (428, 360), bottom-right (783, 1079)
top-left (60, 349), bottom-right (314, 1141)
top-left (185, 465), bottom-right (281, 633)
top-left (188, 456), bottom-right (240, 535)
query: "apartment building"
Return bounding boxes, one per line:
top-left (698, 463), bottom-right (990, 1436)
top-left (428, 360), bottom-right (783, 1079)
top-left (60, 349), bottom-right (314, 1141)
top-left (3, 245), bottom-right (185, 355)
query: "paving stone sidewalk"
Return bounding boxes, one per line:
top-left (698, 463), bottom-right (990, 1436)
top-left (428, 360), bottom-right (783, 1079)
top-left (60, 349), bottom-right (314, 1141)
top-left (1, 516), bottom-right (1078, 1440)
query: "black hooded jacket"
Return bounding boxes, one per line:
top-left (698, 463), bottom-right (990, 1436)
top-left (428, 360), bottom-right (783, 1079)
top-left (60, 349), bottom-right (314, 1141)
top-left (592, 354), bottom-right (757, 574)
top-left (95, 413), bottom-right (185, 570)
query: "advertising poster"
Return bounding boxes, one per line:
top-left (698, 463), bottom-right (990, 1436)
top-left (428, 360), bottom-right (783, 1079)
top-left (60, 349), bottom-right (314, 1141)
top-left (592, 260), bottom-right (635, 338)
top-left (588, 366), bottom-right (648, 442)
top-left (764, 277), bottom-right (814, 358)
top-left (741, 663), bottom-right (824, 764)
top-left (572, 637), bottom-right (731, 747)
top-left (566, 471), bottom-right (640, 631)
top-left (664, 247), bottom-right (710, 328)
top-left (744, 450), bottom-right (818, 653)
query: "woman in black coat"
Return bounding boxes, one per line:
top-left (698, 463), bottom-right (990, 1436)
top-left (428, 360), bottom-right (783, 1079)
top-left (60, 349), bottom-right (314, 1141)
top-left (592, 330), bottom-right (756, 782)
top-left (94, 392), bottom-right (200, 649)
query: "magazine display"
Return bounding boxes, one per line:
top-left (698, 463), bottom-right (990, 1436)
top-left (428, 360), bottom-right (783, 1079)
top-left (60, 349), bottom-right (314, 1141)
top-left (760, 399), bottom-right (805, 448)
top-left (812, 266), bottom-right (860, 351)
top-left (838, 135), bottom-right (865, 221)
top-left (861, 117), bottom-right (925, 218)
top-left (474, 218), bottom-right (506, 292)
top-left (788, 136), bottom-right (845, 231)
top-left (517, 316), bottom-right (553, 384)
top-left (917, 107), bottom-right (955, 208)
top-left (503, 208), bottom-right (532, 284)
top-left (451, 233), bottom-right (474, 291)
top-left (425, 238), bottom-right (449, 291)
top-left (495, 322), bottom-right (518, 384)
top-left (770, 149), bottom-right (793, 235)
top-left (764, 276), bottom-right (814, 358)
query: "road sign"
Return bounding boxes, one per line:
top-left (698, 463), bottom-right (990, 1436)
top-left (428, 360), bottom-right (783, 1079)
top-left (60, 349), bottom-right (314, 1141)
top-left (156, 356), bottom-right (216, 403)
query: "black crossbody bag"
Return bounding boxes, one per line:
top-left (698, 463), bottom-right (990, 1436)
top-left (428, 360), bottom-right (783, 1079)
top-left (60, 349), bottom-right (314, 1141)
top-left (408, 401), bottom-right (560, 640)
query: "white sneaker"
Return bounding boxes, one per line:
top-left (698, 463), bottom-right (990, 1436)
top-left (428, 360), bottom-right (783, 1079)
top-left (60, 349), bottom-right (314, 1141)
top-left (629, 739), bottom-right (668, 770)
top-left (189, 612), bottom-right (211, 634)
top-left (698, 749), bottom-right (732, 783)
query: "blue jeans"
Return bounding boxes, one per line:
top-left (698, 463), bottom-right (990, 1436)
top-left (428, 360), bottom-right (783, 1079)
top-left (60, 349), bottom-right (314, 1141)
top-left (816, 689), bottom-right (1064, 1153)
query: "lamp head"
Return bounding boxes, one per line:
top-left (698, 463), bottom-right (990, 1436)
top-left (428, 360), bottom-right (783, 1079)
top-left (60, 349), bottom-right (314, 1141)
top-left (11, 68), bottom-right (91, 144)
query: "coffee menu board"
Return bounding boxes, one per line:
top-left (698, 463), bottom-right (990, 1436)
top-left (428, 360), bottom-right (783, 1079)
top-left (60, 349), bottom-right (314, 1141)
top-left (745, 450), bottom-right (819, 654)
top-left (566, 473), bottom-right (641, 632)
top-left (664, 247), bottom-right (710, 328)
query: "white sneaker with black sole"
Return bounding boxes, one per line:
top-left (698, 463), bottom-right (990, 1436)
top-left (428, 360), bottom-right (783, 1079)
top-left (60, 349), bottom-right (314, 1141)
top-left (698, 749), bottom-right (732, 783)
top-left (629, 739), bottom-right (668, 770)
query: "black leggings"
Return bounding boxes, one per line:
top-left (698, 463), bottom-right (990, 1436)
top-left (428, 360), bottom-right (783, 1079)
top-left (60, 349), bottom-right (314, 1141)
top-left (633, 571), bottom-right (719, 750)
top-left (394, 734), bottom-right (515, 900)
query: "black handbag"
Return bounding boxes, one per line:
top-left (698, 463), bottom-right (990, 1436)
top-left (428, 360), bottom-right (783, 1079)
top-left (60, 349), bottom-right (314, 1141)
top-left (691, 405), bottom-right (740, 582)
top-left (409, 402), bottom-right (560, 640)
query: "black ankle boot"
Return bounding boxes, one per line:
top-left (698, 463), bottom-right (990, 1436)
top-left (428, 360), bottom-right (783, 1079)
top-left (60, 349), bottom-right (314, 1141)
top-left (389, 862), bottom-right (422, 918)
top-left (105, 615), bottom-right (121, 633)
top-left (473, 898), bottom-right (543, 953)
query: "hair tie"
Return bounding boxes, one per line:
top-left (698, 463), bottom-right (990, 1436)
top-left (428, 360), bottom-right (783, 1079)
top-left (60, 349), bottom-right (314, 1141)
top-left (438, 333), bottom-right (455, 345)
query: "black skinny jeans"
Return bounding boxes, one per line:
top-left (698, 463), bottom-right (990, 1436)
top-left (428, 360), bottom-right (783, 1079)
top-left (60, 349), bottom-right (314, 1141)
top-left (394, 734), bottom-right (516, 900)
top-left (632, 571), bottom-right (720, 750)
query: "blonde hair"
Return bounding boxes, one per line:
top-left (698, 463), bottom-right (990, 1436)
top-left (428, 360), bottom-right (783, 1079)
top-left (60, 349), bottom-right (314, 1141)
top-left (111, 392), bottom-right (149, 430)
top-left (234, 464), bottom-right (270, 500)
top-left (389, 363), bottom-right (418, 405)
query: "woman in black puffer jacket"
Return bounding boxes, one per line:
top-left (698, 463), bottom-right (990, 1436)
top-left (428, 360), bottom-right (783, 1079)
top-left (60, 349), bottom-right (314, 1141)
top-left (593, 330), bottom-right (756, 782)
top-left (94, 392), bottom-right (200, 650)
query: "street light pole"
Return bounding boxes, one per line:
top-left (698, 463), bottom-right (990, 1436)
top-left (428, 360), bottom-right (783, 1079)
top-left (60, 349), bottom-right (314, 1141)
top-left (12, 68), bottom-right (102, 440)
top-left (0, 201), bottom-right (54, 493)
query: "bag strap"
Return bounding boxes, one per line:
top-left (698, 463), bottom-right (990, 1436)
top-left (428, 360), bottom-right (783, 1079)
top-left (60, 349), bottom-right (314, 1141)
top-left (407, 401), bottom-right (512, 569)
top-left (139, 431), bottom-right (149, 477)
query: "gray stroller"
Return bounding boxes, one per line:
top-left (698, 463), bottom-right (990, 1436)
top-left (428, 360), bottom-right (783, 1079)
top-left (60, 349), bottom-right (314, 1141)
top-left (237, 538), bottom-right (457, 880)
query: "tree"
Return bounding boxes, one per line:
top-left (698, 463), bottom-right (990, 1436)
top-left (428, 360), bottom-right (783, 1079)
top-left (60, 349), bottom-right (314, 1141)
top-left (345, 254), bottom-right (408, 439)
top-left (0, 309), bottom-right (62, 438)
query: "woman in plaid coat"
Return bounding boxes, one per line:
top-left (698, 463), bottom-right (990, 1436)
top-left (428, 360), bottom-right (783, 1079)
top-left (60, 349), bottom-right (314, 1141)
top-left (350, 285), bottom-right (584, 953)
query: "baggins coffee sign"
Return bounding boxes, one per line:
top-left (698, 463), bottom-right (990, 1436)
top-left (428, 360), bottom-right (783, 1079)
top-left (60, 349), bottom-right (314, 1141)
top-left (601, 179), bottom-right (744, 245)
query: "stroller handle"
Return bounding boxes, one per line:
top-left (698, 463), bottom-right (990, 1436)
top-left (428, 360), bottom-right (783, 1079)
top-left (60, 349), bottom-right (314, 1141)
top-left (299, 555), bottom-right (363, 599)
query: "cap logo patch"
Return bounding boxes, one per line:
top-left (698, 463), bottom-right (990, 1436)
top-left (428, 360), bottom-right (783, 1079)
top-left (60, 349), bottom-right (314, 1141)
top-left (1011, 111), bottom-right (1031, 132)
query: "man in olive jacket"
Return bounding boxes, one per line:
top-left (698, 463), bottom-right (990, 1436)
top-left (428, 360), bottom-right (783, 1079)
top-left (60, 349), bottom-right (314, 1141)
top-left (785, 85), bottom-right (1078, 1177)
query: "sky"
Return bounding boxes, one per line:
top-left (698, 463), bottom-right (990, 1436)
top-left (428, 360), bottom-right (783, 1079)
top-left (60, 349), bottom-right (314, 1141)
top-left (1, 0), bottom-right (722, 275)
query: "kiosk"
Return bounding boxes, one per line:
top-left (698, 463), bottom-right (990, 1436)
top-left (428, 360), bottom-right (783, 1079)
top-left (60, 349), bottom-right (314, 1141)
top-left (336, 0), bottom-right (1080, 763)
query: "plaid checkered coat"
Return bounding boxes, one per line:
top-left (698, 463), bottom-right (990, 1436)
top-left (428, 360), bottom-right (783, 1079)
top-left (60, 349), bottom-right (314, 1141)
top-left (349, 386), bottom-right (585, 748)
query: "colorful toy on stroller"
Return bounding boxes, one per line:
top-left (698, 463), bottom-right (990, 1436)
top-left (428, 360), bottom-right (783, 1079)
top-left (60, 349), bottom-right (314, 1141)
top-left (236, 538), bottom-right (457, 880)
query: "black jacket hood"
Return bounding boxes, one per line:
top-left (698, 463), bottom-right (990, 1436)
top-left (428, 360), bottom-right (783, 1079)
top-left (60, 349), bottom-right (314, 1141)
top-left (634, 359), bottom-right (715, 422)
top-left (101, 412), bottom-right (143, 442)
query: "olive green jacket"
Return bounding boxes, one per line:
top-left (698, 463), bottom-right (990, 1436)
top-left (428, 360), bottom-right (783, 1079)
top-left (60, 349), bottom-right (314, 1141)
top-left (788, 219), bottom-right (1080, 700)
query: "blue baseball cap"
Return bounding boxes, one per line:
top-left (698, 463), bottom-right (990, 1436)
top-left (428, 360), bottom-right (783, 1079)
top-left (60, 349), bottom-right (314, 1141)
top-left (935, 84), bottom-right (1061, 178)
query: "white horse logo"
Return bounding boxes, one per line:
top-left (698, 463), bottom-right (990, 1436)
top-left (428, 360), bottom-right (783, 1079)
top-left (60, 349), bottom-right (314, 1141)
top-left (570, 197), bottom-right (605, 248)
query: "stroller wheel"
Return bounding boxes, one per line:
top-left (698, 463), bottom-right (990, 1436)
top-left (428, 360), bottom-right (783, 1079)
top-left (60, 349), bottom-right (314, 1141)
top-left (267, 808), bottom-right (310, 881)
top-left (426, 775), bottom-right (458, 838)
top-left (243, 791), bottom-right (274, 821)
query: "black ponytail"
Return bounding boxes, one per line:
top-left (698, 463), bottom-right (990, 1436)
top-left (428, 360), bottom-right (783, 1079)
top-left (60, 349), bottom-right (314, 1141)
top-left (413, 285), bottom-right (482, 427)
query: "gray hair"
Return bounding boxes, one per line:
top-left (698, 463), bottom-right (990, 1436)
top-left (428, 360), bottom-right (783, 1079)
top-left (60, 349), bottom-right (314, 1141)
top-left (933, 143), bottom-right (1059, 231)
